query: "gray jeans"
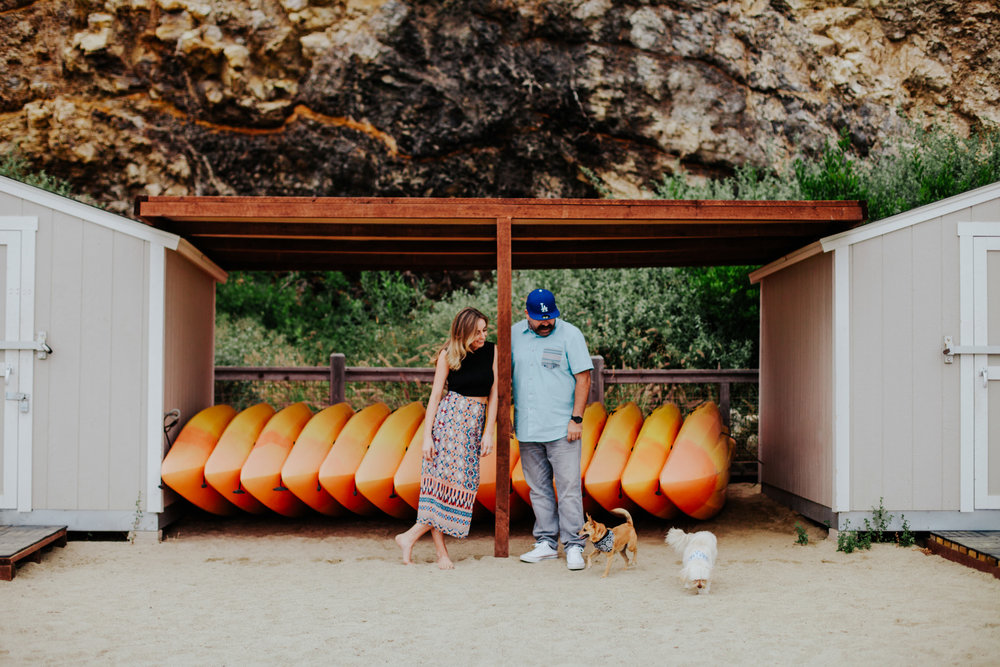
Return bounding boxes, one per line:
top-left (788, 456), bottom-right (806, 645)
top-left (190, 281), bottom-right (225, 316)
top-left (519, 437), bottom-right (585, 550)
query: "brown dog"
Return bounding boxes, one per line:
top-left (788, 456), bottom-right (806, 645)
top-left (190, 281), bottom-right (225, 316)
top-left (577, 508), bottom-right (638, 577)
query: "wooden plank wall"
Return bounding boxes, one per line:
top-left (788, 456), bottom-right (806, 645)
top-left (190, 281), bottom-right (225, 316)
top-left (850, 212), bottom-right (965, 512)
top-left (759, 252), bottom-right (834, 506)
top-left (0, 191), bottom-right (150, 512)
top-left (162, 250), bottom-right (216, 454)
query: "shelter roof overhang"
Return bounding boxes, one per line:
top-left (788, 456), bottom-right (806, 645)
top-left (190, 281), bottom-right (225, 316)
top-left (135, 196), bottom-right (867, 271)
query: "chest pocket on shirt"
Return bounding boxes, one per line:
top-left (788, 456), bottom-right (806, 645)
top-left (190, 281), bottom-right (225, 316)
top-left (541, 347), bottom-right (563, 369)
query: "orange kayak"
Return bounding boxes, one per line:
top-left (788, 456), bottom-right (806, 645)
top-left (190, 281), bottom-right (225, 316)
top-left (584, 402), bottom-right (642, 513)
top-left (161, 405), bottom-right (238, 515)
top-left (281, 403), bottom-right (355, 515)
top-left (319, 403), bottom-right (391, 516)
top-left (240, 402), bottom-right (314, 516)
top-left (684, 431), bottom-right (735, 520)
top-left (659, 402), bottom-right (732, 519)
top-left (512, 402), bottom-right (607, 507)
top-left (621, 403), bottom-right (682, 518)
top-left (476, 431), bottom-right (520, 515)
top-left (355, 402), bottom-right (425, 519)
top-left (393, 422), bottom-right (425, 511)
top-left (204, 403), bottom-right (276, 513)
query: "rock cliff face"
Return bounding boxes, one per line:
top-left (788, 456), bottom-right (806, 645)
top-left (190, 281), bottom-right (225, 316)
top-left (0, 0), bottom-right (997, 214)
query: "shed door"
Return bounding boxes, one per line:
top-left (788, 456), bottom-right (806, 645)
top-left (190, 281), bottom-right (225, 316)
top-left (974, 237), bottom-right (1000, 509)
top-left (0, 220), bottom-right (36, 511)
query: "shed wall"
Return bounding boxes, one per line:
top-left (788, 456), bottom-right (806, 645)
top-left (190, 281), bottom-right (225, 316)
top-left (162, 249), bottom-right (216, 463)
top-left (0, 191), bottom-right (151, 512)
top-left (759, 251), bottom-right (834, 506)
top-left (848, 212), bottom-right (964, 512)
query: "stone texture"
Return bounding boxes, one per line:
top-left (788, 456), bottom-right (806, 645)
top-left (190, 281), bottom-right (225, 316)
top-left (0, 0), bottom-right (997, 215)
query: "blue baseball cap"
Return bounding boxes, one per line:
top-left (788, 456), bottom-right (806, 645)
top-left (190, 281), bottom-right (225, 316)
top-left (526, 288), bottom-right (559, 320)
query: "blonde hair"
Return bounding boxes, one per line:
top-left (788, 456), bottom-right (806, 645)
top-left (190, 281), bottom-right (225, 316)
top-left (444, 307), bottom-right (488, 370)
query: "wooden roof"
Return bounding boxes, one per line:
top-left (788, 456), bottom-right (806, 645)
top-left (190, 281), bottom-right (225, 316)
top-left (135, 196), bottom-right (867, 270)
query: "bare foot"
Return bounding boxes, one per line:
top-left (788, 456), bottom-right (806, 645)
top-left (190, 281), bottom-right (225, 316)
top-left (437, 555), bottom-right (454, 570)
top-left (395, 533), bottom-right (415, 565)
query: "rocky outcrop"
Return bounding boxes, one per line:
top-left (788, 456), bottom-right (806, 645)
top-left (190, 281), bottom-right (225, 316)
top-left (0, 0), bottom-right (997, 214)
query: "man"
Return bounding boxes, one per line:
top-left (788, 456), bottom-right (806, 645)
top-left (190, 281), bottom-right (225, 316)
top-left (512, 288), bottom-right (593, 570)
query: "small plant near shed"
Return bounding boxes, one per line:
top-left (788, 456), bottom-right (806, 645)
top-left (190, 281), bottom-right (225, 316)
top-left (862, 497), bottom-right (892, 542)
top-left (836, 499), bottom-right (918, 553)
top-left (127, 491), bottom-right (143, 545)
top-left (794, 522), bottom-right (809, 546)
top-left (897, 516), bottom-right (916, 548)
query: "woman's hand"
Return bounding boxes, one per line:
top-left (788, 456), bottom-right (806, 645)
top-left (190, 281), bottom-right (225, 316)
top-left (422, 435), bottom-right (435, 461)
top-left (480, 432), bottom-right (495, 457)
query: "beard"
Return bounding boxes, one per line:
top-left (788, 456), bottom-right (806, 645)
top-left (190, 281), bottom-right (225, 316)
top-left (529, 320), bottom-right (554, 336)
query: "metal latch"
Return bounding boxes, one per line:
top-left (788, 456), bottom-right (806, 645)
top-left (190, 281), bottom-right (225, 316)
top-left (5, 392), bottom-right (29, 413)
top-left (943, 336), bottom-right (1000, 364)
top-left (0, 332), bottom-right (52, 359)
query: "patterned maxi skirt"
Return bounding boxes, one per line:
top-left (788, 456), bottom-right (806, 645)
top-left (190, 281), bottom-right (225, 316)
top-left (416, 391), bottom-right (486, 538)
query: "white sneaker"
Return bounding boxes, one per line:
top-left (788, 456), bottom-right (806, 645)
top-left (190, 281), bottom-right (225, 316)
top-left (520, 541), bottom-right (558, 563)
top-left (566, 545), bottom-right (585, 571)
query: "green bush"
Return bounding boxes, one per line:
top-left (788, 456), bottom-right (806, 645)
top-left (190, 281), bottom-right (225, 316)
top-left (0, 150), bottom-right (73, 196)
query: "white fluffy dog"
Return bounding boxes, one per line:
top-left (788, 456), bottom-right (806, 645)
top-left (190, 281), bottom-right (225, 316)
top-left (665, 527), bottom-right (718, 594)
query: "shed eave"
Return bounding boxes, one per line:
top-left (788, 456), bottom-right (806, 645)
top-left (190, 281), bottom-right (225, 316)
top-left (820, 179), bottom-right (1000, 252)
top-left (748, 241), bottom-right (823, 284)
top-left (0, 175), bottom-right (182, 249)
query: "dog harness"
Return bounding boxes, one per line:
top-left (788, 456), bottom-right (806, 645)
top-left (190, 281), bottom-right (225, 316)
top-left (687, 550), bottom-right (711, 563)
top-left (594, 531), bottom-right (615, 553)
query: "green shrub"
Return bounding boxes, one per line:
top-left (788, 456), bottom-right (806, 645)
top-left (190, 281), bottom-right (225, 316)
top-left (0, 150), bottom-right (73, 196)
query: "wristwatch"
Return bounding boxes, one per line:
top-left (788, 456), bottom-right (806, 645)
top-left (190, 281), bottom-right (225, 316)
top-left (570, 415), bottom-right (583, 424)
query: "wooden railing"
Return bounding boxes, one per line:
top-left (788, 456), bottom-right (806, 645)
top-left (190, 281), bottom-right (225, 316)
top-left (215, 353), bottom-right (759, 429)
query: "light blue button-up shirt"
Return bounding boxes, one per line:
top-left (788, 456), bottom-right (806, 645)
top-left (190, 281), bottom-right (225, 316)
top-left (511, 318), bottom-right (594, 443)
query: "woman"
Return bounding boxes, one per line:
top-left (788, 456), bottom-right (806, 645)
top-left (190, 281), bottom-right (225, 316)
top-left (395, 307), bottom-right (498, 569)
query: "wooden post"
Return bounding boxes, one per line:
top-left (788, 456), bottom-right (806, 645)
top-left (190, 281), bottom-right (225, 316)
top-left (495, 216), bottom-right (512, 558)
top-left (329, 353), bottom-right (346, 405)
top-left (589, 355), bottom-right (605, 404)
top-left (719, 381), bottom-right (730, 430)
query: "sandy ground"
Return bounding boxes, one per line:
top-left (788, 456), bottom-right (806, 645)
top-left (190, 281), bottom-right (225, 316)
top-left (2, 484), bottom-right (998, 665)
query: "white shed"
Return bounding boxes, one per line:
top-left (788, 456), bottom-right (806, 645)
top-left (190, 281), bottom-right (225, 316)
top-left (751, 182), bottom-right (1000, 531)
top-left (0, 176), bottom-right (224, 535)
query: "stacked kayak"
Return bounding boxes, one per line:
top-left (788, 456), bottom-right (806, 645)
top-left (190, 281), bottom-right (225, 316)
top-left (162, 400), bottom-right (736, 520)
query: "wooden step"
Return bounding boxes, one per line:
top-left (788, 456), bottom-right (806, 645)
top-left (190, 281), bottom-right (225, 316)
top-left (927, 531), bottom-right (1000, 580)
top-left (0, 525), bottom-right (68, 581)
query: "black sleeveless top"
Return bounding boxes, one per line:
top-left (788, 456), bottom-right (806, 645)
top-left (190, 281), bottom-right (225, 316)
top-left (447, 341), bottom-right (495, 397)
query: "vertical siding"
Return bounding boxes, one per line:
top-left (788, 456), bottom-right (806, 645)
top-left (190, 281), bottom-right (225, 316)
top-left (25, 200), bottom-right (52, 507)
top-left (163, 251), bottom-right (216, 441)
top-left (911, 218), bottom-right (944, 510)
top-left (27, 208), bottom-right (150, 511)
top-left (938, 212), bottom-right (962, 508)
top-left (108, 234), bottom-right (147, 509)
top-left (759, 252), bottom-right (833, 506)
top-left (77, 223), bottom-right (114, 509)
top-left (850, 212), bottom-right (965, 512)
top-left (41, 211), bottom-right (84, 509)
top-left (881, 228), bottom-right (914, 507)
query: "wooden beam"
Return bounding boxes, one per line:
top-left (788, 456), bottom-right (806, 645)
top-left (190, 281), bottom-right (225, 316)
top-left (157, 220), bottom-right (498, 239)
top-left (495, 215), bottom-right (512, 558)
top-left (137, 196), bottom-right (867, 225)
